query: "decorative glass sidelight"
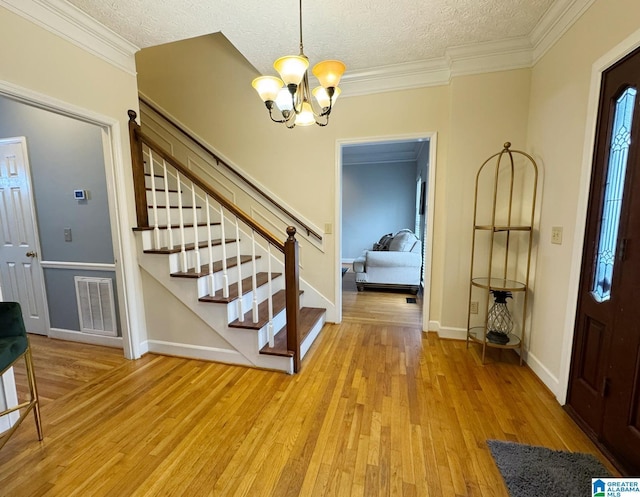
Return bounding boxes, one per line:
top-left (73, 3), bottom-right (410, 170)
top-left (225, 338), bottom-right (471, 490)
top-left (592, 87), bottom-right (637, 302)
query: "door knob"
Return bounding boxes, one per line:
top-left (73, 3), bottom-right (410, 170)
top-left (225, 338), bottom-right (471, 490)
top-left (26, 251), bottom-right (37, 258)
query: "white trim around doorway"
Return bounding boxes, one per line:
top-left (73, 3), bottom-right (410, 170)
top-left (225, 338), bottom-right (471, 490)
top-left (334, 132), bottom-right (437, 329)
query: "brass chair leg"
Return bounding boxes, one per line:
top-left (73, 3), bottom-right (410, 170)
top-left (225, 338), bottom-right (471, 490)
top-left (24, 346), bottom-right (43, 441)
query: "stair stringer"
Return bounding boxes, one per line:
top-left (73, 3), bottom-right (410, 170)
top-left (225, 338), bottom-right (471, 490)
top-left (137, 247), bottom-right (295, 373)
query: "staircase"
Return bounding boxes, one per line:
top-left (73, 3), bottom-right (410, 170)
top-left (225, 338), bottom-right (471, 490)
top-left (128, 110), bottom-right (325, 373)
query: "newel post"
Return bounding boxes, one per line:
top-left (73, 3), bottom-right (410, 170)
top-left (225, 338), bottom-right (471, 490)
top-left (284, 226), bottom-right (301, 373)
top-left (128, 110), bottom-right (149, 228)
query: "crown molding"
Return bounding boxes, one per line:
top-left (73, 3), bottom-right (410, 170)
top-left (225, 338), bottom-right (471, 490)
top-left (0, 0), bottom-right (138, 75)
top-left (530, 0), bottom-right (597, 63)
top-left (344, 0), bottom-right (595, 97)
top-left (340, 59), bottom-right (451, 97)
top-left (447, 36), bottom-right (534, 77)
top-left (2, 0), bottom-right (595, 94)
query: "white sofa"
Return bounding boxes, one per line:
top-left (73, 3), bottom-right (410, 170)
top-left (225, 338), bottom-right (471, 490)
top-left (352, 229), bottom-right (422, 293)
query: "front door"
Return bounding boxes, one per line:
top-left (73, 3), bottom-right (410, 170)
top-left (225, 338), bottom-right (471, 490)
top-left (567, 47), bottom-right (640, 474)
top-left (0, 137), bottom-right (47, 335)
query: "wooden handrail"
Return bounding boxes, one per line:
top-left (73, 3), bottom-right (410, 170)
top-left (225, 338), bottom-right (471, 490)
top-left (128, 110), bottom-right (300, 370)
top-left (129, 110), bottom-right (284, 251)
top-left (139, 96), bottom-right (323, 242)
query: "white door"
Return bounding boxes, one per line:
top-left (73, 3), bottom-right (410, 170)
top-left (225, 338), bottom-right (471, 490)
top-left (0, 137), bottom-right (47, 335)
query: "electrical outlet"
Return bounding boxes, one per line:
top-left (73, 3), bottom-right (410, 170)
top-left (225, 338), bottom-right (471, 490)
top-left (470, 301), bottom-right (479, 314)
top-left (551, 226), bottom-right (563, 245)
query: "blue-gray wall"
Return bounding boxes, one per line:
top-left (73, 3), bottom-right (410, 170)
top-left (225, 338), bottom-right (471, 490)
top-left (0, 95), bottom-right (119, 333)
top-left (342, 161), bottom-right (417, 259)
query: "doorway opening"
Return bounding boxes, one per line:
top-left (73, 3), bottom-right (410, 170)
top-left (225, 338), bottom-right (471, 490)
top-left (0, 84), bottom-right (140, 361)
top-left (336, 133), bottom-right (437, 330)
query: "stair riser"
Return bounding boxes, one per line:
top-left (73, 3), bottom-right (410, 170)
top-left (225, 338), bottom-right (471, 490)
top-left (221, 279), bottom-right (286, 323)
top-left (140, 225), bottom-right (223, 251)
top-left (144, 174), bottom-right (179, 191)
top-left (146, 190), bottom-right (185, 205)
top-left (151, 208), bottom-right (205, 226)
top-left (254, 308), bottom-right (287, 349)
top-left (300, 312), bottom-right (326, 359)
top-left (196, 269), bottom-right (283, 299)
top-left (167, 244), bottom-right (237, 273)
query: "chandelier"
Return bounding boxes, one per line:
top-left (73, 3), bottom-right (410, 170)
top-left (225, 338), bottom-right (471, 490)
top-left (251, 0), bottom-right (345, 128)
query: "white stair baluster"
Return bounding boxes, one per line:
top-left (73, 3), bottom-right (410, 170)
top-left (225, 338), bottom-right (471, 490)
top-left (267, 243), bottom-right (274, 347)
top-left (162, 160), bottom-right (173, 250)
top-left (148, 150), bottom-right (161, 250)
top-left (219, 205), bottom-right (229, 298)
top-left (206, 196), bottom-right (214, 296)
top-left (235, 218), bottom-right (244, 322)
top-left (251, 230), bottom-right (258, 323)
top-left (176, 170), bottom-right (187, 272)
top-left (191, 181), bottom-right (201, 271)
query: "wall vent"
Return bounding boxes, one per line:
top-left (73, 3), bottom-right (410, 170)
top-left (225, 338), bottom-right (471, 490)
top-left (74, 276), bottom-right (117, 336)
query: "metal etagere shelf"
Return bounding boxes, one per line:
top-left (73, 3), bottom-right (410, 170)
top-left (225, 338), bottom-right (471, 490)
top-left (466, 142), bottom-right (538, 364)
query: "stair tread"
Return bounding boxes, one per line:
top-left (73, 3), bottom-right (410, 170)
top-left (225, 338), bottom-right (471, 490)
top-left (133, 221), bottom-right (220, 232)
top-left (146, 187), bottom-right (181, 193)
top-left (260, 307), bottom-right (326, 357)
top-left (171, 255), bottom-right (257, 278)
top-left (144, 238), bottom-right (235, 254)
top-left (198, 272), bottom-right (282, 303)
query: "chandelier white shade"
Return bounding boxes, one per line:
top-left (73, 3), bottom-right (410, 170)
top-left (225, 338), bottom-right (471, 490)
top-left (251, 0), bottom-right (345, 128)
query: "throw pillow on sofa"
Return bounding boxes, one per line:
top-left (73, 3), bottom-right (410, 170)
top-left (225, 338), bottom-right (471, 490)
top-left (388, 229), bottom-right (418, 252)
top-left (373, 233), bottom-right (393, 251)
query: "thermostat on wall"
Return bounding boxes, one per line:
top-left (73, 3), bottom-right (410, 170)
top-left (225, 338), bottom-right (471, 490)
top-left (74, 189), bottom-right (86, 200)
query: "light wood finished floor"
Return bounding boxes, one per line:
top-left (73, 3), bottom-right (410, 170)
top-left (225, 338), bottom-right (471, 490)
top-left (0, 276), bottom-right (615, 496)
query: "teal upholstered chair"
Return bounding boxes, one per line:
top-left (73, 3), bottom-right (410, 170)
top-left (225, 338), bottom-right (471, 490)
top-left (0, 302), bottom-right (43, 449)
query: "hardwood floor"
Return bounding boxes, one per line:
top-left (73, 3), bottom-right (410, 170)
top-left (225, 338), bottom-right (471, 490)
top-left (0, 281), bottom-right (615, 496)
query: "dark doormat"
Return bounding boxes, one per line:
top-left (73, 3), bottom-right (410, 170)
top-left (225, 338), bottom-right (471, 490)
top-left (487, 440), bottom-right (611, 497)
top-left (406, 297), bottom-right (417, 304)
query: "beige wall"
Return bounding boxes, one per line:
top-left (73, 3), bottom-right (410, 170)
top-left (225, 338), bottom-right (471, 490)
top-left (0, 6), bottom-right (145, 354)
top-left (442, 70), bottom-right (532, 329)
top-left (526, 0), bottom-right (640, 397)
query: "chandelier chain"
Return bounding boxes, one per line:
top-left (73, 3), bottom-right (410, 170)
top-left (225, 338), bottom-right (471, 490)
top-left (299, 0), bottom-right (304, 55)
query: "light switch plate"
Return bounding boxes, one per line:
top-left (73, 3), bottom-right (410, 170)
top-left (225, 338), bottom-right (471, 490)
top-left (64, 228), bottom-right (72, 242)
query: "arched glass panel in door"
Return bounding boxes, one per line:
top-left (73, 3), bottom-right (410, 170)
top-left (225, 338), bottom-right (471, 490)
top-left (591, 87), bottom-right (637, 302)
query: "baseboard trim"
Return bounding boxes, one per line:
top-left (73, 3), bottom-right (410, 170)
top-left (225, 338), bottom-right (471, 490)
top-left (49, 328), bottom-right (123, 348)
top-left (429, 321), bottom-right (466, 340)
top-left (145, 340), bottom-right (252, 367)
top-left (524, 350), bottom-right (562, 400)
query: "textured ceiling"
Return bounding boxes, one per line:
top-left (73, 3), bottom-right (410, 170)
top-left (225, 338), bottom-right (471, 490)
top-left (65, 0), bottom-right (556, 75)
